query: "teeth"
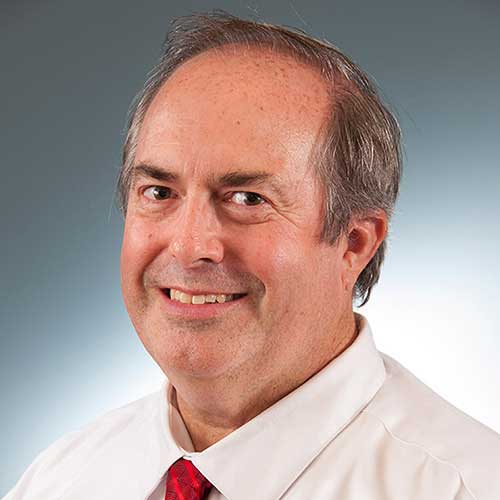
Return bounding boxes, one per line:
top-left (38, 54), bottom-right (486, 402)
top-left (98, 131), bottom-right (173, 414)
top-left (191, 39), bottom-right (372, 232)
top-left (169, 289), bottom-right (237, 305)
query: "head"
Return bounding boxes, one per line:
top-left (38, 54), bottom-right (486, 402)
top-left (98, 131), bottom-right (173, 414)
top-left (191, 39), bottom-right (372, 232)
top-left (118, 12), bottom-right (401, 386)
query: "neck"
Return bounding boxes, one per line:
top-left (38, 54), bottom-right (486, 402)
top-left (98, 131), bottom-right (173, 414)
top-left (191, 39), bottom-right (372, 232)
top-left (170, 312), bottom-right (358, 451)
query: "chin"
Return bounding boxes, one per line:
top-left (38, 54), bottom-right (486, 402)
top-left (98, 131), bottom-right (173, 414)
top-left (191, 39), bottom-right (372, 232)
top-left (141, 331), bottom-right (241, 381)
top-left (159, 350), bottom-right (243, 381)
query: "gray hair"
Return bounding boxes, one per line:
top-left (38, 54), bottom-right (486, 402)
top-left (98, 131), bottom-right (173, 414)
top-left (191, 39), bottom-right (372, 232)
top-left (117, 10), bottom-right (402, 306)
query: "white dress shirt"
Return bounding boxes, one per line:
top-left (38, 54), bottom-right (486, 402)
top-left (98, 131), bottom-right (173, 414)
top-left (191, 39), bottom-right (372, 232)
top-left (4, 315), bottom-right (500, 500)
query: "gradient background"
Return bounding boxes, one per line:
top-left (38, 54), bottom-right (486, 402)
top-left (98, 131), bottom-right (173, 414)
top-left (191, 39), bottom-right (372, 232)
top-left (1, 0), bottom-right (499, 494)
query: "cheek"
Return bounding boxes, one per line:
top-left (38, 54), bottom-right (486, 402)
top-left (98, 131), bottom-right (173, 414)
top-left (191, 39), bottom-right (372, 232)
top-left (238, 228), bottom-right (311, 300)
top-left (120, 217), bottom-right (158, 293)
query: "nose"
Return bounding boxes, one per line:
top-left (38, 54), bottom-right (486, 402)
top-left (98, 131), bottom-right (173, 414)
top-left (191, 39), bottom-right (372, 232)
top-left (168, 195), bottom-right (224, 268)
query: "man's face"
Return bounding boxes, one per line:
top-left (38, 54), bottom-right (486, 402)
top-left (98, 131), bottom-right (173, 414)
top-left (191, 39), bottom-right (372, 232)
top-left (120, 49), bottom-right (352, 384)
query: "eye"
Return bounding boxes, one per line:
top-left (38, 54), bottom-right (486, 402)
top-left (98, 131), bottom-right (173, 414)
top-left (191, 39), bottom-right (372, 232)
top-left (229, 191), bottom-right (265, 206)
top-left (143, 186), bottom-right (173, 201)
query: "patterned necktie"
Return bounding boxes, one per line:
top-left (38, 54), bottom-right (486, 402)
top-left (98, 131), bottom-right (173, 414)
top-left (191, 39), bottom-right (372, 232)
top-left (165, 458), bottom-right (213, 500)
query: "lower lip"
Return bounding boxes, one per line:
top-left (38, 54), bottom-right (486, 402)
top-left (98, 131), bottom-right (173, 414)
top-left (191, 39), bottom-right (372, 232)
top-left (158, 289), bottom-right (247, 319)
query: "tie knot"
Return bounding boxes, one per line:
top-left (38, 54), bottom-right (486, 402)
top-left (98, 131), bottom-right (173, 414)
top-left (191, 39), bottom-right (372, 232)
top-left (165, 458), bottom-right (213, 500)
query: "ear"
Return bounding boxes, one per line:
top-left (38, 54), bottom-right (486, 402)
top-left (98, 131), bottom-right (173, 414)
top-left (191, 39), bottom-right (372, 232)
top-left (341, 210), bottom-right (387, 289)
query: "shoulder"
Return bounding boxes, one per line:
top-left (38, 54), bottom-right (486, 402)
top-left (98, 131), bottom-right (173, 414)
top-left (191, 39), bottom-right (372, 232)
top-left (364, 353), bottom-right (500, 500)
top-left (3, 390), bottom-right (162, 500)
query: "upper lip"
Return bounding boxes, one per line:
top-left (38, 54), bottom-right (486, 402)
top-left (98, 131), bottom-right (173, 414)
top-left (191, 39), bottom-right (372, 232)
top-left (162, 286), bottom-right (246, 296)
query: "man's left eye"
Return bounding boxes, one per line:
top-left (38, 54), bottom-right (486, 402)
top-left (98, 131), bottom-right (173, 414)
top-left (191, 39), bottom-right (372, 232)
top-left (229, 192), bottom-right (265, 206)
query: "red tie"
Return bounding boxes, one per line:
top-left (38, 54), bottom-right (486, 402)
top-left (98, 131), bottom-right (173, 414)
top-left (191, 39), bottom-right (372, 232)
top-left (165, 458), bottom-right (213, 500)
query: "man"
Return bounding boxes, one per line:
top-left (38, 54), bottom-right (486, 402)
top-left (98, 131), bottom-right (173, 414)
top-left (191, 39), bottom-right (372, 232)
top-left (5, 11), bottom-right (500, 500)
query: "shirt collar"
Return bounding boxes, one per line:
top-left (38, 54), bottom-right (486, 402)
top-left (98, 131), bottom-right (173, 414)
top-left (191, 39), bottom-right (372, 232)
top-left (162, 314), bottom-right (386, 500)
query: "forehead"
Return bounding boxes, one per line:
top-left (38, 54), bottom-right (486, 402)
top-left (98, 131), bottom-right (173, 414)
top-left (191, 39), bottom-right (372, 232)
top-left (135, 47), bottom-right (330, 181)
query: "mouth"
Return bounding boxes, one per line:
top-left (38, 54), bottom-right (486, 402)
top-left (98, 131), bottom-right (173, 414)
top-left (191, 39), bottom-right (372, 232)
top-left (162, 288), bottom-right (247, 304)
top-left (159, 287), bottom-right (248, 320)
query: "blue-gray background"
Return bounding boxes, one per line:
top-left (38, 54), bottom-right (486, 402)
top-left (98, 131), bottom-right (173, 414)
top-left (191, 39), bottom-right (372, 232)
top-left (1, 0), bottom-right (499, 494)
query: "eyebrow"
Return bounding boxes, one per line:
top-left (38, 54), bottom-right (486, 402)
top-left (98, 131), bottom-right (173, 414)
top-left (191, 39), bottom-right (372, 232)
top-left (132, 163), bottom-right (288, 202)
top-left (132, 164), bottom-right (178, 183)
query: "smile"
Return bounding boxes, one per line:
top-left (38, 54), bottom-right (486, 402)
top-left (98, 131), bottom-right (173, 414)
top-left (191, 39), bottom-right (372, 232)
top-left (165, 288), bottom-right (246, 305)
